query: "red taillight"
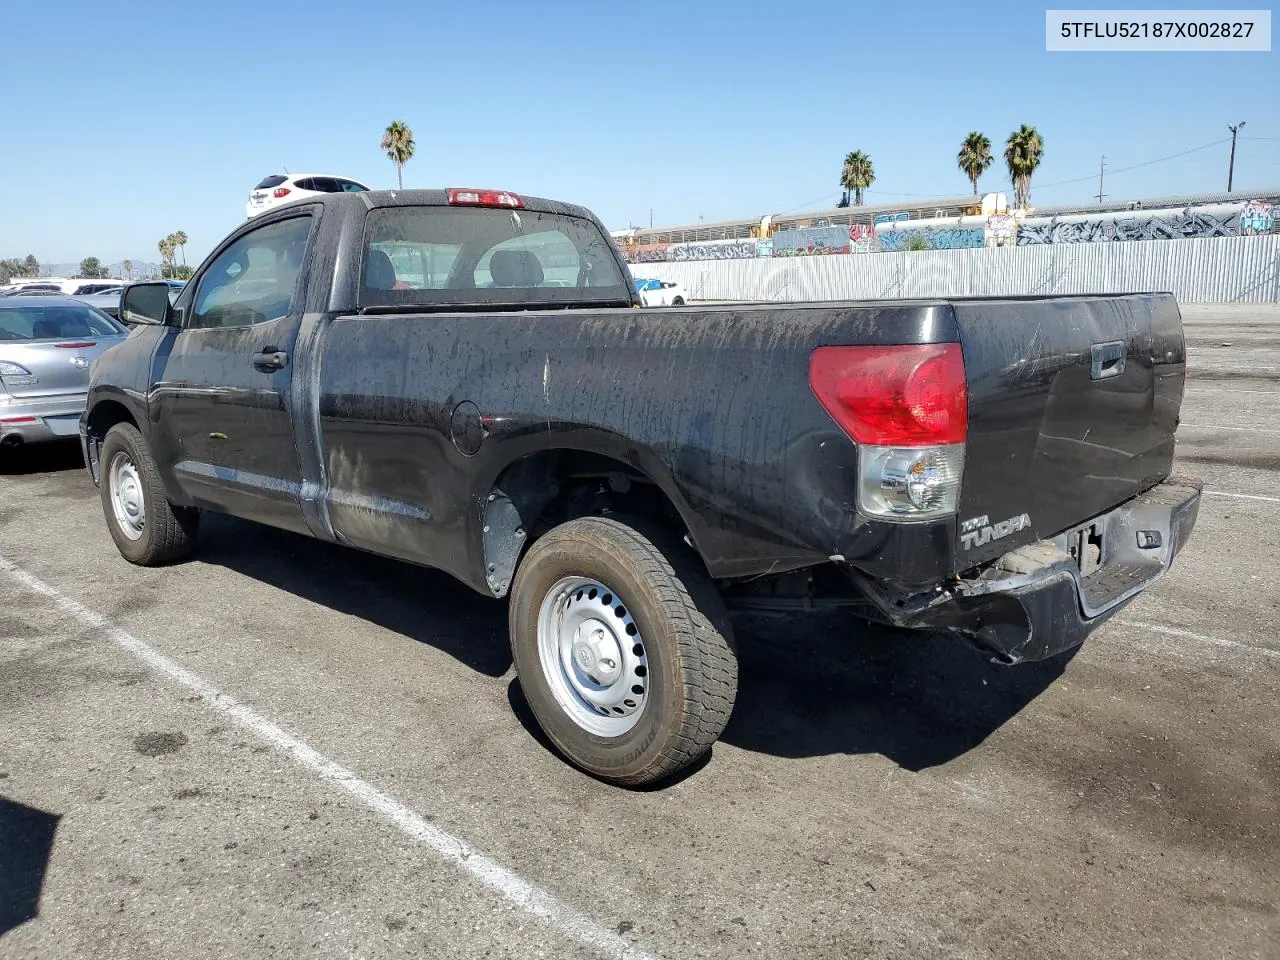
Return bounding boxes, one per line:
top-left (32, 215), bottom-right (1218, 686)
top-left (0, 416), bottom-right (37, 424)
top-left (447, 188), bottom-right (524, 209)
top-left (808, 343), bottom-right (967, 446)
top-left (273, 187), bottom-right (291, 198)
top-left (55, 342), bottom-right (96, 349)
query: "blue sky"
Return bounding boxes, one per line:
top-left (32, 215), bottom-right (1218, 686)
top-left (1, 0), bottom-right (1276, 265)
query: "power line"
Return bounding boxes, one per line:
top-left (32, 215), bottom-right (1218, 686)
top-left (1035, 138), bottom-right (1231, 191)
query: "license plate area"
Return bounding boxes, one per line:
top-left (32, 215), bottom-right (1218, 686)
top-left (1065, 521), bottom-right (1105, 576)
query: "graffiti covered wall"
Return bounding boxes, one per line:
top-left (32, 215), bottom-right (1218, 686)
top-left (770, 225), bottom-right (851, 256)
top-left (878, 227), bottom-right (986, 251)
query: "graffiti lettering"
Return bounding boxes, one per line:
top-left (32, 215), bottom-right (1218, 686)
top-left (669, 239), bottom-right (760, 262)
top-left (770, 225), bottom-right (851, 257)
top-left (848, 223), bottom-right (878, 253)
top-left (1241, 200), bottom-right (1275, 235)
top-left (1017, 207), bottom-right (1242, 245)
top-left (987, 214), bottom-right (1017, 246)
top-left (878, 228), bottom-right (985, 251)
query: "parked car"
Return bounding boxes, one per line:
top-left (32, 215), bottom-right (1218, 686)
top-left (246, 173), bottom-right (371, 219)
top-left (73, 288), bottom-right (125, 319)
top-left (634, 277), bottom-right (688, 306)
top-left (0, 297), bottom-right (129, 450)
top-left (1, 277), bottom-right (73, 294)
top-left (83, 187), bottom-right (1200, 786)
top-left (1, 284), bottom-right (63, 297)
top-left (69, 281), bottom-right (125, 296)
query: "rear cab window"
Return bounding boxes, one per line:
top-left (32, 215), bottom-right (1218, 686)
top-left (358, 205), bottom-right (630, 310)
top-left (0, 304), bottom-right (125, 340)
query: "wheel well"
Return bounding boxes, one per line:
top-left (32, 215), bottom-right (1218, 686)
top-left (86, 400), bottom-right (137, 440)
top-left (481, 449), bottom-right (695, 596)
top-left (84, 400), bottom-right (137, 483)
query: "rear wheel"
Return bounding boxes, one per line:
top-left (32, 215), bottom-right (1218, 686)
top-left (99, 423), bottom-right (198, 565)
top-left (509, 516), bottom-right (737, 786)
top-left (671, 296), bottom-right (685, 306)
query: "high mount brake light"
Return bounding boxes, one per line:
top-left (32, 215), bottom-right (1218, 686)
top-left (447, 188), bottom-right (525, 209)
top-left (808, 343), bottom-right (967, 446)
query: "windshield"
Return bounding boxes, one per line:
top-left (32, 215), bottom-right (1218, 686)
top-left (0, 302), bottom-right (127, 340)
top-left (359, 206), bottom-right (631, 310)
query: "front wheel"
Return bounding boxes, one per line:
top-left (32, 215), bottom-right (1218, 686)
top-left (509, 516), bottom-right (737, 786)
top-left (99, 423), bottom-right (199, 565)
top-left (671, 296), bottom-right (685, 306)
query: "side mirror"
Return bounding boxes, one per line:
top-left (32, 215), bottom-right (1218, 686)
top-left (120, 282), bottom-right (175, 326)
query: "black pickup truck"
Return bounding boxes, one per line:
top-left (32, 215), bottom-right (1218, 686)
top-left (82, 188), bottom-right (1200, 785)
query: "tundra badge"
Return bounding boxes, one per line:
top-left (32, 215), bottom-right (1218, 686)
top-left (960, 512), bottom-right (1032, 550)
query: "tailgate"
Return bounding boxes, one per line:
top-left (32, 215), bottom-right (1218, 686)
top-left (952, 294), bottom-right (1185, 568)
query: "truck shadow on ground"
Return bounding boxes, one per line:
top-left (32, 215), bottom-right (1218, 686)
top-left (196, 513), bottom-right (513, 677)
top-left (720, 612), bottom-right (1075, 771)
top-left (0, 795), bottom-right (60, 935)
top-left (0, 440), bottom-right (84, 476)
top-left (196, 514), bottom-right (1072, 774)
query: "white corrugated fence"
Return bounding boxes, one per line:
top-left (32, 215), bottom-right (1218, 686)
top-left (627, 235), bottom-right (1280, 303)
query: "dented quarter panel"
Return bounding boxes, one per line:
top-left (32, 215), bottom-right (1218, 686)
top-left (314, 300), bottom-right (965, 594)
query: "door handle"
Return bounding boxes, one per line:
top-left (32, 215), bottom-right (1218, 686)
top-left (252, 348), bottom-right (288, 372)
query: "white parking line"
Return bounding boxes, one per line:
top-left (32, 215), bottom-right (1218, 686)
top-left (1184, 386), bottom-right (1277, 396)
top-left (0, 555), bottom-right (658, 960)
top-left (1203, 490), bottom-right (1280, 504)
top-left (1180, 423), bottom-right (1280, 436)
top-left (1117, 619), bottom-right (1280, 662)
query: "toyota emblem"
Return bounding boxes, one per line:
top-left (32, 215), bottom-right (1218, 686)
top-left (71, 356), bottom-right (90, 369)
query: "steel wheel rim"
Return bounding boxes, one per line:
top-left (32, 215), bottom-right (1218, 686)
top-left (536, 576), bottom-right (650, 737)
top-left (109, 452), bottom-right (145, 541)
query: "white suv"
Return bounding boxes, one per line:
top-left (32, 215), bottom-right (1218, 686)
top-left (246, 174), bottom-right (371, 218)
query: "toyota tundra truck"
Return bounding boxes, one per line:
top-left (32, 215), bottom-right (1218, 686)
top-left (80, 187), bottom-right (1201, 785)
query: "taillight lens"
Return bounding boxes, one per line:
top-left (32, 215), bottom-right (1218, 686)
top-left (808, 343), bottom-right (967, 445)
top-left (273, 187), bottom-right (291, 198)
top-left (810, 343), bottom-right (968, 520)
top-left (0, 361), bottom-right (32, 377)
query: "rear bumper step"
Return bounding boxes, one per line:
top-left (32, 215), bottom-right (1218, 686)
top-left (888, 476), bottom-right (1202, 663)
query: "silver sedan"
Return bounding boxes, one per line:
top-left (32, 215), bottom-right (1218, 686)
top-left (0, 296), bottom-right (130, 451)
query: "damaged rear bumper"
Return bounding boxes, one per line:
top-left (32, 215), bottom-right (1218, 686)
top-left (870, 476), bottom-right (1202, 664)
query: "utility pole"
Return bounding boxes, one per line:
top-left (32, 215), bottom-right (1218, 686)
top-left (1227, 121), bottom-right (1246, 191)
top-left (1095, 155), bottom-right (1107, 203)
top-left (649, 208), bottom-right (653, 229)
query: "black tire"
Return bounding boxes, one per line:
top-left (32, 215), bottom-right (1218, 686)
top-left (671, 296), bottom-right (685, 306)
top-left (99, 423), bottom-right (199, 565)
top-left (509, 516), bottom-right (737, 786)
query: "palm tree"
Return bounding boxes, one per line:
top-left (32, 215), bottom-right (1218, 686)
top-left (122, 259), bottom-right (133, 280)
top-left (381, 121), bottom-right (416, 190)
top-left (1004, 125), bottom-right (1045, 209)
top-left (157, 238), bottom-right (175, 278)
top-left (840, 150), bottom-right (875, 206)
top-left (957, 132), bottom-right (993, 197)
top-left (172, 230), bottom-right (188, 266)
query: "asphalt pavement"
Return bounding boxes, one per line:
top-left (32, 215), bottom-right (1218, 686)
top-left (1, 302), bottom-right (1276, 960)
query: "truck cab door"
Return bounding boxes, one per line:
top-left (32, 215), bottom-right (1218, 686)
top-left (149, 211), bottom-right (317, 534)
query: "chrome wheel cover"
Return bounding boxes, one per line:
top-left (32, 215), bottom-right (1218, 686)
top-left (108, 452), bottom-right (145, 541)
top-left (536, 576), bottom-right (650, 737)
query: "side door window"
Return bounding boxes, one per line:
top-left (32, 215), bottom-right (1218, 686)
top-left (189, 216), bottom-right (312, 330)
